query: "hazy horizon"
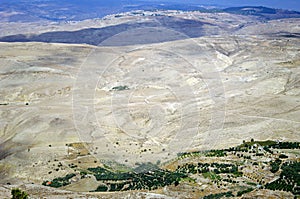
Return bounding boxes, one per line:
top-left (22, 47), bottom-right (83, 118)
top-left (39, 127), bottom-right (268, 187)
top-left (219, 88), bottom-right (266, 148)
top-left (140, 0), bottom-right (300, 11)
top-left (2, 0), bottom-right (300, 11)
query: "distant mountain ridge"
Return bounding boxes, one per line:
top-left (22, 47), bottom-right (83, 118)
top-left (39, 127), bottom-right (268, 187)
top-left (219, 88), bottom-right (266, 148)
top-left (0, 1), bottom-right (300, 22)
top-left (223, 6), bottom-right (300, 20)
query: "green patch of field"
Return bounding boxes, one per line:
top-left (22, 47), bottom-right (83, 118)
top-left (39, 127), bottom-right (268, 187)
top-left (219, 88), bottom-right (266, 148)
top-left (203, 172), bottom-right (221, 181)
top-left (180, 177), bottom-right (196, 183)
top-left (205, 150), bottom-right (226, 157)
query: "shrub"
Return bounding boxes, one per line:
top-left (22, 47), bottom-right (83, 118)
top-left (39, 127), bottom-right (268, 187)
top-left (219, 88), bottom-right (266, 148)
top-left (279, 154), bottom-right (288, 159)
top-left (111, 86), bottom-right (129, 91)
top-left (11, 188), bottom-right (28, 199)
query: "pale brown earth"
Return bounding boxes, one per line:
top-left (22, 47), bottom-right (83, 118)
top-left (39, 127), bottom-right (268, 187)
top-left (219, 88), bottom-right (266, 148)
top-left (0, 10), bottom-right (299, 198)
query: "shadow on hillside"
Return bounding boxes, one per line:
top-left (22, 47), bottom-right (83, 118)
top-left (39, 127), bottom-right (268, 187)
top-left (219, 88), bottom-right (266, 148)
top-left (0, 16), bottom-right (215, 46)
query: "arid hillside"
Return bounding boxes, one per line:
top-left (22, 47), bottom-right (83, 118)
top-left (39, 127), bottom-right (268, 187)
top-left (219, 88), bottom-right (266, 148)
top-left (0, 10), bottom-right (299, 198)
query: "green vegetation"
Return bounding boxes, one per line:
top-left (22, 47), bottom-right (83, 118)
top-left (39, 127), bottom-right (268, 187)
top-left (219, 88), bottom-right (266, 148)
top-left (263, 146), bottom-right (273, 154)
top-left (177, 151), bottom-right (201, 158)
top-left (11, 188), bottom-right (28, 199)
top-left (228, 140), bottom-right (300, 153)
top-left (127, 170), bottom-right (185, 191)
top-left (41, 140), bottom-right (299, 195)
top-left (265, 161), bottom-right (300, 194)
top-left (203, 172), bottom-right (221, 181)
top-left (87, 167), bottom-right (136, 181)
top-left (80, 170), bottom-right (87, 176)
top-left (111, 85), bottom-right (129, 91)
top-left (272, 142), bottom-right (300, 149)
top-left (279, 154), bottom-right (288, 159)
top-left (270, 159), bottom-right (282, 173)
top-left (178, 140), bottom-right (299, 159)
top-left (240, 140), bottom-right (277, 147)
top-left (99, 159), bottom-right (133, 173)
top-left (180, 177), bottom-right (196, 183)
top-left (205, 150), bottom-right (226, 157)
top-left (237, 188), bottom-right (254, 196)
top-left (203, 191), bottom-right (234, 199)
top-left (94, 185), bottom-right (108, 192)
top-left (177, 162), bottom-right (238, 175)
top-left (232, 171), bottom-right (243, 177)
top-left (43, 173), bottom-right (76, 188)
top-left (94, 169), bottom-right (186, 191)
top-left (62, 166), bottom-right (188, 192)
top-left (133, 162), bottom-right (160, 173)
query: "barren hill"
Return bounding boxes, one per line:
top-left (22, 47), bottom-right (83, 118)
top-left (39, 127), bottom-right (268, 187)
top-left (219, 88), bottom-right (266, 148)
top-left (0, 9), bottom-right (299, 198)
